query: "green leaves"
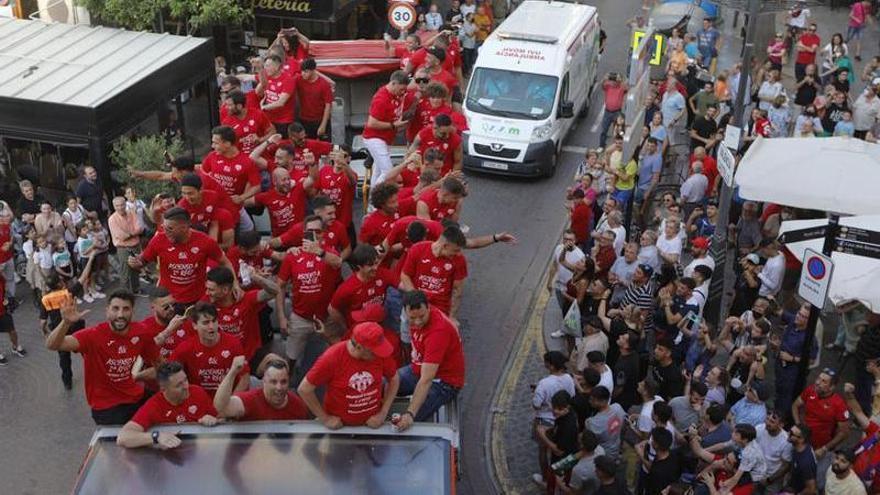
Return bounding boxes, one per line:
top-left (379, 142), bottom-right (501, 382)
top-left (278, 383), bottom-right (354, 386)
top-left (77, 0), bottom-right (251, 34)
top-left (111, 134), bottom-right (183, 201)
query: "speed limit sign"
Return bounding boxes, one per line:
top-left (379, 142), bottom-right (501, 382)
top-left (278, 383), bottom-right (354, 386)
top-left (388, 1), bottom-right (417, 32)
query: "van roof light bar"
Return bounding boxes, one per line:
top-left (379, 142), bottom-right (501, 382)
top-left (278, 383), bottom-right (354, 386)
top-left (496, 32), bottom-right (558, 44)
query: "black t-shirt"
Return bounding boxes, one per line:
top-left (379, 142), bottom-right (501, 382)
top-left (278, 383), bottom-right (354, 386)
top-left (17, 194), bottom-right (45, 218)
top-left (691, 116), bottom-right (718, 148)
top-left (645, 452), bottom-right (682, 495)
top-left (795, 80), bottom-right (819, 106)
top-left (570, 392), bottom-right (595, 431)
top-left (550, 411), bottom-right (580, 461)
top-left (652, 362), bottom-right (685, 400)
top-left (832, 79), bottom-right (850, 96)
top-left (614, 352), bottom-right (641, 411)
top-left (605, 318), bottom-right (631, 369)
top-left (822, 101), bottom-right (849, 132)
top-left (596, 478), bottom-right (632, 495)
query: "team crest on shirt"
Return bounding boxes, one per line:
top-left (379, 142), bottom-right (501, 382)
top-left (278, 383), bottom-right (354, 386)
top-left (221, 350), bottom-right (230, 358)
top-left (188, 405), bottom-right (198, 415)
top-left (223, 166), bottom-right (232, 173)
top-left (130, 336), bottom-right (140, 344)
top-left (248, 119), bottom-right (255, 126)
top-left (444, 263), bottom-right (453, 271)
top-left (348, 371), bottom-right (374, 393)
top-left (234, 164), bottom-right (242, 172)
top-left (177, 329), bottom-right (186, 337)
top-left (206, 206), bottom-right (213, 213)
top-left (191, 247), bottom-right (200, 254)
top-left (176, 414), bottom-right (187, 423)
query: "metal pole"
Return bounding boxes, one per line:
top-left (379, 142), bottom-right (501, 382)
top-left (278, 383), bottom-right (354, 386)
top-left (707, 0), bottom-right (760, 329)
top-left (794, 215), bottom-right (840, 395)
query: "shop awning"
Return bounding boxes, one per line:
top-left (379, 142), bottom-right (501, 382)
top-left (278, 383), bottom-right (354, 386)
top-left (0, 18), bottom-right (215, 146)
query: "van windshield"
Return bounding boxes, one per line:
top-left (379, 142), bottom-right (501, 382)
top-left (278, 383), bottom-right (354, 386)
top-left (465, 68), bottom-right (558, 121)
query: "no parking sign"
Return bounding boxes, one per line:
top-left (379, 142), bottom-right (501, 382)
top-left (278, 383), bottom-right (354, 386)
top-left (798, 248), bottom-right (834, 308)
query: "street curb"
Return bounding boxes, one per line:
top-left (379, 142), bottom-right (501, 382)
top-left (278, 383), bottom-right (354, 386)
top-left (488, 259), bottom-right (552, 495)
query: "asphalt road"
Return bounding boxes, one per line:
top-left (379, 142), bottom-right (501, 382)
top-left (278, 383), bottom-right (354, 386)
top-left (0, 1), bottom-right (638, 494)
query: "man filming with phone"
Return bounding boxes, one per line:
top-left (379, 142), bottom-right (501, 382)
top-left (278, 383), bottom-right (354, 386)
top-left (599, 72), bottom-right (628, 147)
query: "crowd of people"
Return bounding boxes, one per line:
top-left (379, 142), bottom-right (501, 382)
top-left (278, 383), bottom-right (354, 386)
top-left (531, 3), bottom-right (880, 495)
top-left (0, 18), bottom-right (523, 453)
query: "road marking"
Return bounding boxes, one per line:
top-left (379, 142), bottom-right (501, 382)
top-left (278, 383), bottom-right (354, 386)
top-left (489, 260), bottom-right (551, 495)
top-left (562, 145), bottom-right (588, 154)
top-left (590, 107), bottom-right (604, 133)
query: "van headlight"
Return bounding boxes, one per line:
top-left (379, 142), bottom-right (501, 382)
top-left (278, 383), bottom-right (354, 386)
top-left (531, 124), bottom-right (552, 141)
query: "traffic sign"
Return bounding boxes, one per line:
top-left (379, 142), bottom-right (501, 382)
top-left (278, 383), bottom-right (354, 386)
top-left (835, 238), bottom-right (880, 260)
top-left (717, 144), bottom-right (735, 187)
top-left (388, 1), bottom-right (417, 32)
top-left (798, 248), bottom-right (834, 308)
top-left (837, 226), bottom-right (880, 245)
top-left (777, 225), bottom-right (828, 244)
top-left (723, 125), bottom-right (741, 150)
top-left (631, 31), bottom-right (664, 66)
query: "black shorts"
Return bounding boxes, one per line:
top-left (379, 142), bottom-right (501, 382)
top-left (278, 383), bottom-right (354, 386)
top-left (0, 313), bottom-right (14, 333)
top-left (248, 345), bottom-right (275, 377)
top-left (90, 395), bottom-right (147, 425)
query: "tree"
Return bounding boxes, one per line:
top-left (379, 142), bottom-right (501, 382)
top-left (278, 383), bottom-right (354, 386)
top-left (77, 0), bottom-right (251, 34)
top-left (111, 134), bottom-right (184, 204)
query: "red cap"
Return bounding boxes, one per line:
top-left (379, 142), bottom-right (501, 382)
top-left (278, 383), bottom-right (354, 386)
top-left (692, 237), bottom-right (710, 250)
top-left (351, 303), bottom-right (386, 323)
top-left (352, 322), bottom-right (394, 358)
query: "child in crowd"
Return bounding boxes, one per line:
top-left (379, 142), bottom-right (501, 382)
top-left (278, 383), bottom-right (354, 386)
top-left (87, 215), bottom-right (110, 295)
top-left (834, 109), bottom-right (855, 137)
top-left (75, 222), bottom-right (98, 303)
top-left (52, 239), bottom-right (73, 283)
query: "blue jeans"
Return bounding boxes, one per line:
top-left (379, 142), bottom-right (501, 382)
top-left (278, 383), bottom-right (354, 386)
top-left (396, 365), bottom-right (459, 421)
top-left (384, 287), bottom-right (402, 334)
top-left (599, 109), bottom-right (620, 147)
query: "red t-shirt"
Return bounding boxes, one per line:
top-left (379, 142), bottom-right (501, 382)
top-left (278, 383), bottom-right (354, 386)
top-left (800, 384), bottom-right (849, 449)
top-left (690, 154), bottom-right (719, 197)
top-left (142, 230), bottom-right (224, 304)
top-left (853, 421), bottom-right (880, 489)
top-left (225, 244), bottom-right (273, 289)
top-left (796, 33), bottom-right (820, 65)
top-left (409, 306), bottom-right (465, 388)
top-left (266, 138), bottom-right (333, 174)
top-left (360, 210), bottom-right (401, 246)
top-left (399, 166), bottom-right (421, 188)
top-left (570, 203), bottom-right (593, 245)
top-left (297, 75), bottom-right (334, 122)
top-left (220, 106), bottom-right (272, 155)
top-left (73, 322), bottom-right (159, 410)
top-left (362, 85), bottom-right (405, 144)
top-left (330, 268), bottom-right (399, 326)
top-left (305, 341), bottom-right (397, 426)
top-left (178, 189), bottom-right (235, 233)
top-left (235, 388), bottom-right (309, 420)
top-left (138, 315), bottom-right (195, 360)
top-left (398, 188), bottom-right (418, 217)
top-left (317, 165), bottom-right (356, 227)
top-left (0, 223), bottom-right (12, 263)
top-left (279, 219), bottom-right (350, 253)
top-left (418, 188), bottom-right (458, 221)
top-left (254, 186), bottom-right (307, 237)
top-left (130, 385), bottom-right (217, 429)
top-left (603, 80), bottom-right (628, 112)
top-left (219, 91), bottom-right (261, 120)
top-left (201, 151), bottom-right (261, 197)
top-left (417, 127), bottom-right (461, 175)
top-left (429, 68), bottom-right (458, 93)
top-left (278, 251), bottom-right (337, 320)
top-left (385, 215), bottom-right (444, 250)
top-left (394, 45), bottom-right (416, 70)
top-left (170, 333), bottom-right (249, 396)
top-left (401, 241), bottom-right (467, 314)
top-left (262, 72), bottom-right (297, 124)
top-left (214, 290), bottom-right (265, 360)
top-left (173, 172), bottom-right (240, 215)
top-left (283, 48), bottom-right (309, 75)
top-left (408, 100), bottom-right (453, 143)
top-left (410, 47), bottom-right (458, 74)
top-left (450, 110), bottom-right (468, 134)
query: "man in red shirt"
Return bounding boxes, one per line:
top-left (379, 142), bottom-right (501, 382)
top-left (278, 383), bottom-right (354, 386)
top-left (792, 368), bottom-right (851, 484)
top-left (407, 81), bottom-right (452, 143)
top-left (271, 195), bottom-right (351, 259)
top-left (221, 90), bottom-right (274, 155)
top-left (266, 123), bottom-right (334, 181)
top-left (204, 266), bottom-right (280, 371)
top-left (317, 145), bottom-right (358, 241)
top-left (360, 182), bottom-right (401, 246)
top-left (214, 356), bottom-right (308, 420)
top-left (0, 208), bottom-right (15, 303)
top-left (387, 33), bottom-right (422, 70)
top-left (219, 75), bottom-right (261, 120)
top-left (130, 208), bottom-right (235, 307)
top-left (363, 70), bottom-right (411, 186)
top-left (383, 216), bottom-right (445, 261)
top-left (225, 231), bottom-right (283, 290)
top-left (46, 291), bottom-right (159, 424)
top-left (296, 58), bottom-right (334, 139)
top-left (276, 215), bottom-right (343, 369)
top-left (400, 224), bottom-right (468, 319)
top-left (299, 322), bottom-right (400, 428)
top-left (178, 173), bottom-right (236, 249)
top-left (421, 47), bottom-right (458, 95)
top-left (569, 188), bottom-right (593, 249)
top-left (395, 291), bottom-right (465, 430)
top-left (329, 245), bottom-right (399, 328)
top-left (417, 176), bottom-right (465, 222)
top-left (258, 54), bottom-right (297, 135)
top-left (689, 146), bottom-right (719, 197)
top-left (170, 302), bottom-right (249, 397)
top-left (253, 167), bottom-right (310, 237)
top-left (139, 288), bottom-right (194, 360)
top-left (795, 23), bottom-right (820, 82)
top-left (599, 73), bottom-right (628, 147)
top-left (410, 113), bottom-right (462, 175)
top-left (199, 126), bottom-right (262, 231)
top-left (117, 361), bottom-right (219, 449)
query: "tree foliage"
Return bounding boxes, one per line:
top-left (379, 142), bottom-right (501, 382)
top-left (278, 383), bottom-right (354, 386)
top-left (110, 134), bottom-right (183, 202)
top-left (78, 0), bottom-right (251, 34)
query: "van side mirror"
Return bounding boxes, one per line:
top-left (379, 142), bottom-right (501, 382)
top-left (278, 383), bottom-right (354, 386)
top-left (560, 101), bottom-right (574, 118)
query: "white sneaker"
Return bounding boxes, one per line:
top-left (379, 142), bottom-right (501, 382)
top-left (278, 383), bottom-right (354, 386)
top-left (83, 294), bottom-right (94, 303)
top-left (92, 291), bottom-right (106, 299)
top-left (550, 330), bottom-right (565, 338)
top-left (531, 473), bottom-right (546, 486)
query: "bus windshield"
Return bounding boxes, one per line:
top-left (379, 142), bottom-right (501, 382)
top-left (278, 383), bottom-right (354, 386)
top-left (465, 68), bottom-right (558, 121)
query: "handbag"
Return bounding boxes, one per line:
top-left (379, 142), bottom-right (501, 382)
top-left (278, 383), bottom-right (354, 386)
top-left (562, 303), bottom-right (582, 337)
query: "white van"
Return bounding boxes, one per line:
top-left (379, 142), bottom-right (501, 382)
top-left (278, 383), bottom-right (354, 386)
top-left (463, 0), bottom-right (600, 177)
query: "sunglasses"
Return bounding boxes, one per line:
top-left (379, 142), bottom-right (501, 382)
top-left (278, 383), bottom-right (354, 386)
top-left (415, 78), bottom-right (430, 84)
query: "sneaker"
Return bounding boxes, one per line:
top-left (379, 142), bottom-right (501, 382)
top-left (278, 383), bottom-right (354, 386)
top-left (12, 347), bottom-right (26, 357)
top-left (531, 473), bottom-right (546, 486)
top-left (92, 291), bottom-right (106, 299)
top-left (0, 354), bottom-right (6, 365)
top-left (550, 330), bottom-right (565, 338)
top-left (75, 298), bottom-right (83, 305)
top-left (83, 294), bottom-right (94, 303)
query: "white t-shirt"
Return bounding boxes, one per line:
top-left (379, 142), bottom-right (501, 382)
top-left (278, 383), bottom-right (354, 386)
top-left (609, 225), bottom-right (626, 256)
top-left (638, 396), bottom-right (664, 433)
top-left (683, 255), bottom-right (716, 278)
top-left (755, 424), bottom-right (792, 478)
top-left (788, 8), bottom-right (810, 28)
top-left (656, 234), bottom-right (683, 260)
top-left (553, 245), bottom-right (585, 290)
top-left (758, 253), bottom-right (786, 297)
top-left (532, 373), bottom-right (576, 422)
top-left (598, 364), bottom-right (614, 395)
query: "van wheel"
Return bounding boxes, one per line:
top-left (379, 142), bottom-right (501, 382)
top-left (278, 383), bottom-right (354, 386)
top-left (542, 145), bottom-right (559, 178)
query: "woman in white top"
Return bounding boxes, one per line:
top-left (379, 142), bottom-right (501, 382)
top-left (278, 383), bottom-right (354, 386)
top-left (656, 217), bottom-right (683, 266)
top-left (819, 33), bottom-right (848, 85)
top-left (61, 196), bottom-right (86, 256)
top-left (756, 69), bottom-right (784, 111)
